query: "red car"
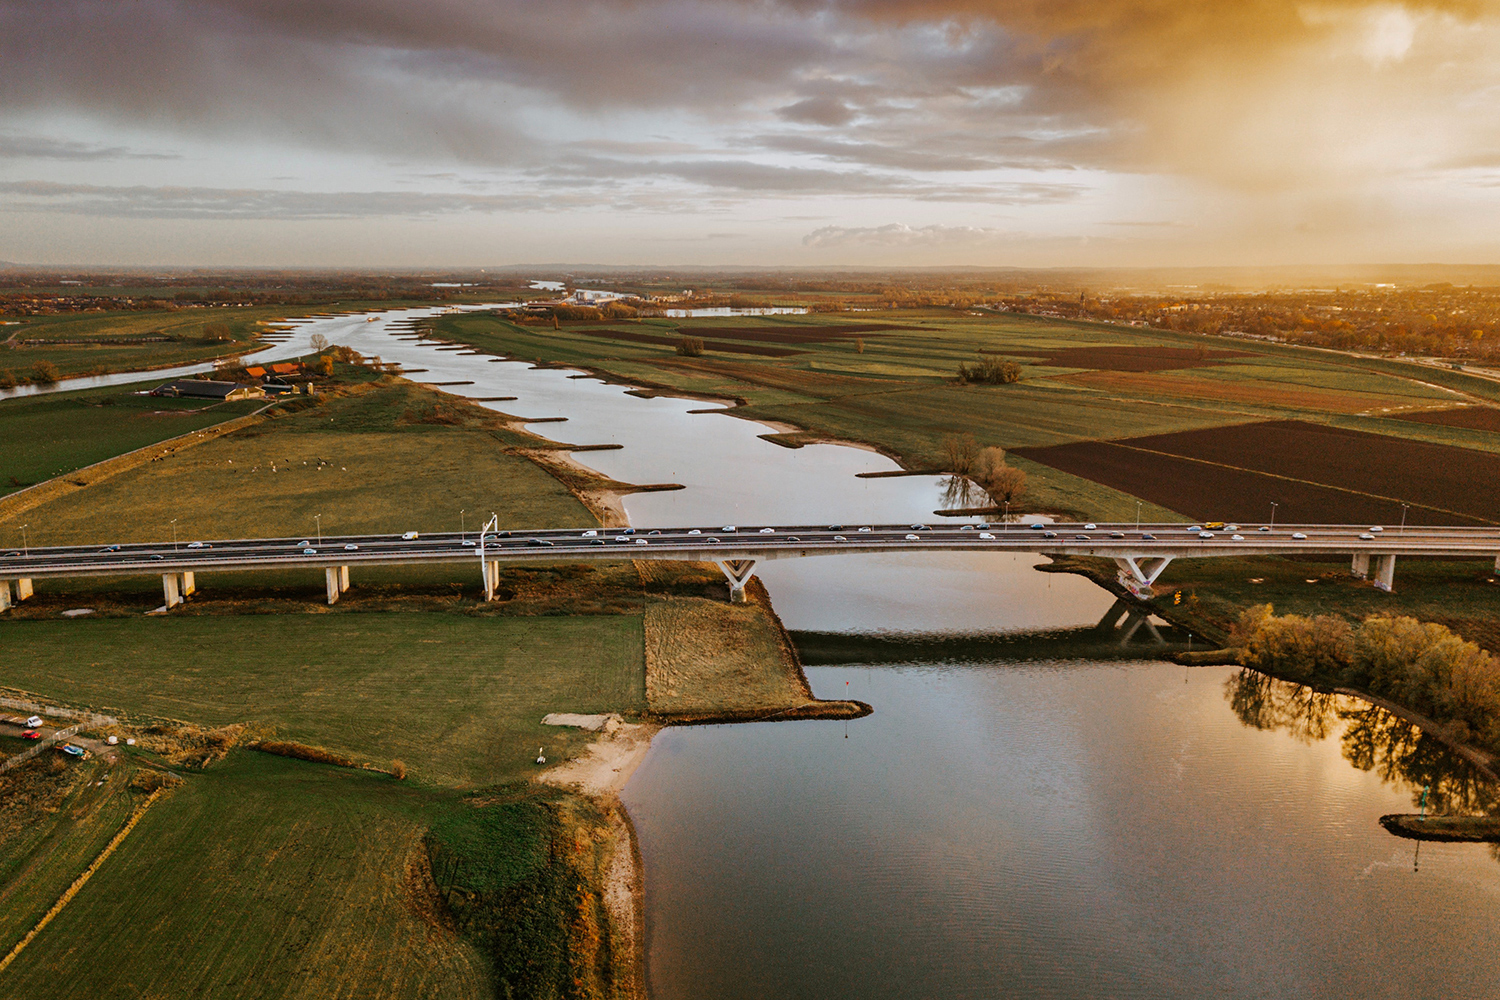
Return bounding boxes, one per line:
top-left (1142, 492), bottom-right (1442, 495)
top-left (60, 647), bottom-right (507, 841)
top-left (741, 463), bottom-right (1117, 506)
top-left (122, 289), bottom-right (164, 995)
top-left (22, 730), bottom-right (41, 740)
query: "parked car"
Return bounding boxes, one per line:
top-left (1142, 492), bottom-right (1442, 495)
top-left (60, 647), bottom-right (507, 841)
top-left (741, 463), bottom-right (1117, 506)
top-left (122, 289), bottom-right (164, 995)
top-left (26, 716), bottom-right (44, 728)
top-left (22, 730), bottom-right (41, 740)
top-left (60, 744), bottom-right (86, 758)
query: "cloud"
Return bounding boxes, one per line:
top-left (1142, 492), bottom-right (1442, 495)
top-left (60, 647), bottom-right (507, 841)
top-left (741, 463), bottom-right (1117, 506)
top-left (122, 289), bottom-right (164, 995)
top-left (0, 181), bottom-right (556, 219)
top-left (0, 133), bottom-right (179, 160)
top-left (802, 223), bottom-right (1006, 248)
top-left (777, 97), bottom-right (856, 126)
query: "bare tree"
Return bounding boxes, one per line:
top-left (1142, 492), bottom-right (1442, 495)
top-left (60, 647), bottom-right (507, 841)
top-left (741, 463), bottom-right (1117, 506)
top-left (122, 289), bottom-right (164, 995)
top-left (309, 332), bottom-right (329, 353)
top-left (941, 433), bottom-right (978, 475)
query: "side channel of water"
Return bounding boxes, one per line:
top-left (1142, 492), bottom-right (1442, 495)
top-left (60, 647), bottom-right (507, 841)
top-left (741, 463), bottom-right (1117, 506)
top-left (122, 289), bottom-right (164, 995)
top-left (24, 308), bottom-right (1500, 997)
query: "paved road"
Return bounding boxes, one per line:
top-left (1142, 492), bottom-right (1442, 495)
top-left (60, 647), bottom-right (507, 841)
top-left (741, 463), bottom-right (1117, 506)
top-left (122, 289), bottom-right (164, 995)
top-left (4, 521), bottom-right (1499, 581)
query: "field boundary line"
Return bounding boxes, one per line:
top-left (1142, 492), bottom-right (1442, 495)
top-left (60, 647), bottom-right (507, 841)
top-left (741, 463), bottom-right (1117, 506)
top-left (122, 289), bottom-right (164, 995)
top-left (0, 788), bottom-right (163, 976)
top-left (1101, 441), bottom-right (1500, 526)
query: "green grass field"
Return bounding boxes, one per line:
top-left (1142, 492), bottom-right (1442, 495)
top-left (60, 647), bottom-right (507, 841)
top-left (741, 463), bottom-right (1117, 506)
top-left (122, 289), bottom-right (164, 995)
top-left (0, 378), bottom-right (266, 498)
top-left (1, 751), bottom-right (495, 998)
top-left (0, 378), bottom-right (594, 550)
top-left (0, 612), bottom-right (645, 788)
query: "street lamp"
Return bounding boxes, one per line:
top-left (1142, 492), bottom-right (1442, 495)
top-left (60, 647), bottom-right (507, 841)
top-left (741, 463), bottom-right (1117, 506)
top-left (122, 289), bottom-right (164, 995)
top-left (170, 518), bottom-right (178, 551)
top-left (461, 509), bottom-right (467, 542)
top-left (314, 514), bottom-right (322, 544)
top-left (20, 523), bottom-right (28, 558)
top-left (1269, 502), bottom-right (1278, 532)
top-left (1400, 503), bottom-right (1409, 534)
top-left (1136, 501), bottom-right (1142, 532)
top-left (1002, 500), bottom-right (1009, 527)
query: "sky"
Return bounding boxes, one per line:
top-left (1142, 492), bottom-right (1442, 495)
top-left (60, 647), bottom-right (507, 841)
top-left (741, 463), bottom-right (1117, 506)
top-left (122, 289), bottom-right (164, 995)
top-left (2, 0), bottom-right (1500, 268)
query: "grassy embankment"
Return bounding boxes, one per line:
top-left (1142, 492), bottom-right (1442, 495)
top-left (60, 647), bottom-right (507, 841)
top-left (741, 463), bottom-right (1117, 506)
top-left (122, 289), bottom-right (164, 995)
top-left (0, 362), bottom-right (856, 997)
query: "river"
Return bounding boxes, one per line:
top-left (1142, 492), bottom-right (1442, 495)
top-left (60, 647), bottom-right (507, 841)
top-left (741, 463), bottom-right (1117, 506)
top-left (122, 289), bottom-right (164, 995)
top-left (17, 306), bottom-right (1500, 996)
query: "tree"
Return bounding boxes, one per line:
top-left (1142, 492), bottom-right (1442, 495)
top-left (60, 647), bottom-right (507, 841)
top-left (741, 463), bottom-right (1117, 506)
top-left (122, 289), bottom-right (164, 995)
top-left (941, 433), bottom-right (978, 474)
top-left (971, 446), bottom-right (1027, 505)
top-left (676, 336), bottom-right (704, 357)
top-left (31, 360), bottom-right (59, 385)
top-left (0, 370), bottom-right (14, 390)
top-left (318, 355), bottom-right (334, 376)
top-left (956, 356), bottom-right (1021, 385)
top-left (200, 322), bottom-right (232, 343)
top-left (308, 332), bottom-right (329, 353)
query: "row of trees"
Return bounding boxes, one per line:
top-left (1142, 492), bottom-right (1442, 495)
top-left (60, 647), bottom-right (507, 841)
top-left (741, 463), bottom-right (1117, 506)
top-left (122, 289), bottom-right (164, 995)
top-left (1234, 605), bottom-right (1500, 750)
top-left (0, 361), bottom-right (59, 388)
top-left (942, 434), bottom-right (1027, 507)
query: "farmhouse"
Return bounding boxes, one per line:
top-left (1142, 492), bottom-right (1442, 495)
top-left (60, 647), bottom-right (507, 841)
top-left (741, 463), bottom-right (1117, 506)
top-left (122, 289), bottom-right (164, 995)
top-left (149, 380), bottom-right (262, 402)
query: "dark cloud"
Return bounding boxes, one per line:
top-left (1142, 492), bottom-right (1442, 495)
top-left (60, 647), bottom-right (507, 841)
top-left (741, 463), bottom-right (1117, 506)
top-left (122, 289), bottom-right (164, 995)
top-left (777, 97), bottom-right (857, 126)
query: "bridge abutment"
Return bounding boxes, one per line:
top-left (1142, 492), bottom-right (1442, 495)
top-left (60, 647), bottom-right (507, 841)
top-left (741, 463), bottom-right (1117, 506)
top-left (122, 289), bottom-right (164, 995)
top-left (324, 566), bottom-right (351, 604)
top-left (1113, 556), bottom-right (1174, 598)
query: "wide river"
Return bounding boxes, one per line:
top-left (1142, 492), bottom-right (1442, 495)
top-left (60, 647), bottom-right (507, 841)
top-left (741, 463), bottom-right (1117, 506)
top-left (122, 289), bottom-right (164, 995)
top-left (23, 307), bottom-right (1500, 997)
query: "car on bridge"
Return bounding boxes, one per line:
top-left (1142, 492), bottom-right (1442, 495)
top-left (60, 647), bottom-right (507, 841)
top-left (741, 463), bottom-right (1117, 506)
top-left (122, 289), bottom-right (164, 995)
top-left (402, 531), bottom-right (420, 540)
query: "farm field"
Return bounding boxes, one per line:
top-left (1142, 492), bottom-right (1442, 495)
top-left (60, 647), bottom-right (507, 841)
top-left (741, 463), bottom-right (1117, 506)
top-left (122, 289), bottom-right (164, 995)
top-left (0, 378), bottom-right (266, 498)
top-left (1013, 420), bottom-right (1500, 526)
top-left (0, 751), bottom-right (495, 998)
top-left (0, 376), bottom-right (595, 551)
top-left (0, 612), bottom-right (645, 788)
top-left (423, 309), bottom-right (1500, 522)
top-left (1, 307), bottom-right (282, 380)
top-left (1396, 405), bottom-right (1500, 433)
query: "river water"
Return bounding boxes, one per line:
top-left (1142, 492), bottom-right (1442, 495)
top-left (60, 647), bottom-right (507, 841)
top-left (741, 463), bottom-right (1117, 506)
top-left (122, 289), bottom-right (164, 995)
top-left (19, 307), bottom-right (1500, 996)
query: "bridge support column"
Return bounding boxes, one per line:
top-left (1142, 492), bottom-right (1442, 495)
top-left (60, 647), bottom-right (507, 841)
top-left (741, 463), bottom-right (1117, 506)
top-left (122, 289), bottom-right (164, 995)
top-left (481, 560), bottom-right (499, 601)
top-left (1494, 554), bottom-right (1500, 575)
top-left (0, 582), bottom-right (11, 612)
top-left (718, 559), bottom-right (758, 603)
top-left (180, 572), bottom-right (195, 598)
top-left (1113, 556), bottom-right (1174, 599)
top-left (338, 565), bottom-right (350, 592)
top-left (14, 578), bottom-right (32, 601)
top-left (1373, 554), bottom-right (1397, 593)
top-left (162, 573), bottom-right (182, 609)
top-left (1351, 553), bottom-right (1369, 579)
top-left (325, 567), bottom-right (343, 605)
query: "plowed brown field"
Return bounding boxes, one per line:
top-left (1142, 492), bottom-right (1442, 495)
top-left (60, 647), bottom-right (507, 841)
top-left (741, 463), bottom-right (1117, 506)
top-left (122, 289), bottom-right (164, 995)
top-left (1396, 406), bottom-right (1500, 433)
top-left (584, 329), bottom-right (799, 357)
top-left (1013, 420), bottom-right (1500, 525)
top-left (1052, 370), bottom-right (1414, 414)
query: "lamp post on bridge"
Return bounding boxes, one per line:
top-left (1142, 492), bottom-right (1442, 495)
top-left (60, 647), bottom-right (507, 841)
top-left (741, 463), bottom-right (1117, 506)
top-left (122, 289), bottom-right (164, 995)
top-left (461, 509), bottom-right (467, 542)
top-left (1269, 502), bottom-right (1278, 532)
top-left (1400, 503), bottom-right (1409, 534)
top-left (1135, 501), bottom-right (1142, 532)
top-left (314, 514), bottom-right (322, 544)
top-left (170, 518), bottom-right (178, 551)
top-left (20, 523), bottom-right (28, 558)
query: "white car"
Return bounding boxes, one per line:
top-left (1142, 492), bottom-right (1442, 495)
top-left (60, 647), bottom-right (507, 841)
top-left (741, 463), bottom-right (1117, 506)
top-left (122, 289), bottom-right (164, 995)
top-left (833, 535), bottom-right (847, 542)
top-left (1187, 526), bottom-right (1202, 533)
top-left (960, 524), bottom-right (974, 531)
top-left (1292, 532), bottom-right (1308, 540)
top-left (634, 538), bottom-right (649, 545)
top-left (1358, 533), bottom-right (1376, 541)
top-left (344, 543), bottom-right (359, 551)
top-left (1369, 526), bottom-right (1384, 532)
top-left (722, 526), bottom-right (737, 533)
top-left (1231, 534), bottom-right (1244, 541)
top-left (1226, 524), bottom-right (1240, 532)
top-left (296, 540), bottom-right (310, 547)
top-left (581, 530), bottom-right (598, 537)
top-left (687, 529), bottom-right (701, 535)
top-left (462, 540), bottom-right (476, 547)
top-left (186, 541), bottom-right (207, 549)
top-left (905, 533), bottom-right (920, 540)
top-left (1198, 532), bottom-right (1215, 539)
top-left (759, 527), bottom-right (775, 534)
top-left (401, 531), bottom-right (419, 540)
top-left (979, 532), bottom-right (995, 540)
top-left (25, 715), bottom-right (43, 729)
top-left (858, 526), bottom-right (872, 532)
top-left (303, 547), bottom-right (317, 555)
top-left (1084, 523), bottom-right (1097, 530)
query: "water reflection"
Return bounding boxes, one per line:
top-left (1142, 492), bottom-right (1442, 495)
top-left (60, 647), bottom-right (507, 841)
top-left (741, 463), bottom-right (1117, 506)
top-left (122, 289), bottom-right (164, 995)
top-left (1224, 669), bottom-right (1497, 816)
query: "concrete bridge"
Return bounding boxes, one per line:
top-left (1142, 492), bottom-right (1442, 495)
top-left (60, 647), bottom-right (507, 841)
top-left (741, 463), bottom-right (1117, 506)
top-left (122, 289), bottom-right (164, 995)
top-left (3, 520), bottom-right (1498, 611)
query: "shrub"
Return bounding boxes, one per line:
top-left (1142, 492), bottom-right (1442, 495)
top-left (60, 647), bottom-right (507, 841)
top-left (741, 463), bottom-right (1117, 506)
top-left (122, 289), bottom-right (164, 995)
top-left (956, 356), bottom-right (1021, 385)
top-left (200, 322), bottom-right (232, 343)
top-left (31, 360), bottom-right (59, 385)
top-left (391, 759), bottom-right (408, 780)
top-left (1235, 604), bottom-right (1353, 680)
top-left (0, 369), bottom-right (15, 390)
top-left (676, 336), bottom-right (705, 357)
top-left (251, 740), bottom-right (359, 768)
top-left (129, 770), bottom-right (184, 793)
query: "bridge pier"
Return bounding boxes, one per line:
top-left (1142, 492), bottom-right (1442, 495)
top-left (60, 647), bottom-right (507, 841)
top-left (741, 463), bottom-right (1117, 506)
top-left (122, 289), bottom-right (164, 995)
top-left (0, 583), bottom-right (9, 612)
top-left (1113, 556), bottom-right (1174, 599)
top-left (180, 572), bottom-right (195, 597)
top-left (481, 560), bottom-right (500, 601)
top-left (162, 573), bottom-right (182, 609)
top-left (14, 578), bottom-right (31, 602)
top-left (1351, 553), bottom-right (1370, 579)
top-left (718, 559), bottom-right (758, 603)
top-left (324, 566), bottom-right (351, 605)
top-left (1373, 554), bottom-right (1397, 592)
